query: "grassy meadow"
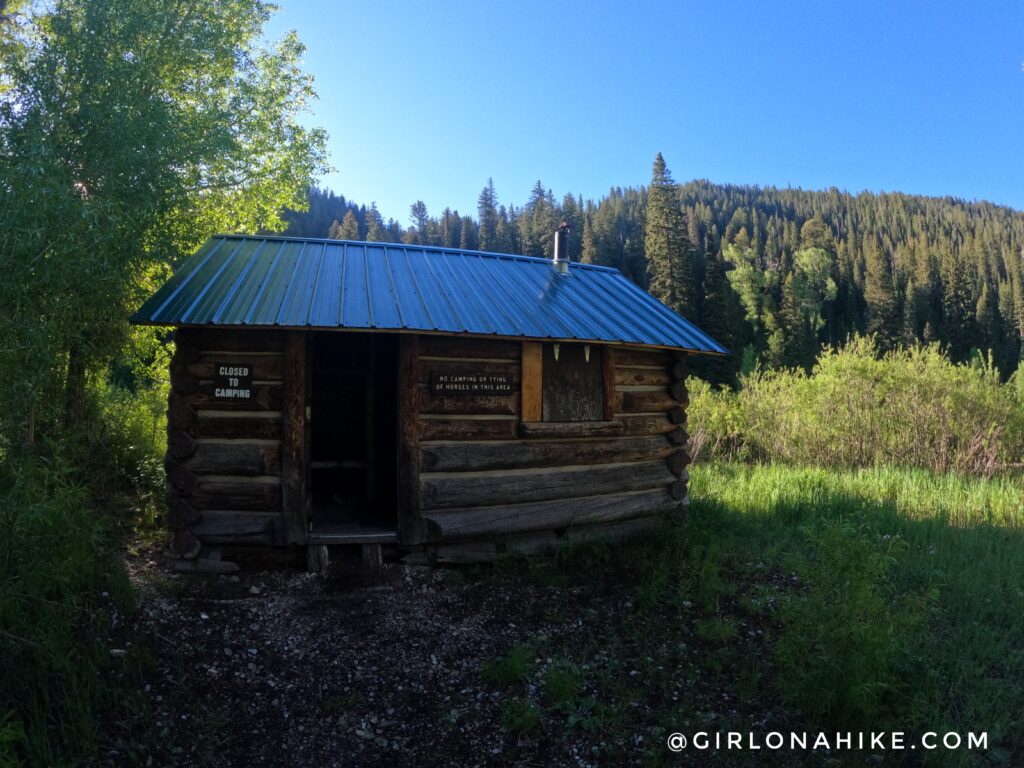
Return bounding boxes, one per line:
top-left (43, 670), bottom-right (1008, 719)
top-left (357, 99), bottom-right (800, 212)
top-left (475, 462), bottom-right (1023, 766)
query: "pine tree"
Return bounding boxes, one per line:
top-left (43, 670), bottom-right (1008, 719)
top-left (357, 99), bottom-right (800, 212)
top-left (644, 153), bottom-right (696, 318)
top-left (477, 179), bottom-right (498, 251)
top-left (863, 238), bottom-right (900, 349)
top-left (976, 280), bottom-right (1001, 362)
top-left (408, 200), bottom-right (429, 244)
top-left (366, 203), bottom-right (385, 242)
top-left (337, 210), bottom-right (360, 240)
top-left (940, 253), bottom-right (976, 362)
top-left (691, 237), bottom-right (736, 384)
top-left (459, 215), bottom-right (478, 250)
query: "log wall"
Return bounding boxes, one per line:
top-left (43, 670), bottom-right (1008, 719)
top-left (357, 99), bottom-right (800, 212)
top-left (410, 338), bottom-right (690, 563)
top-left (165, 328), bottom-right (290, 557)
top-left (164, 328), bottom-right (692, 565)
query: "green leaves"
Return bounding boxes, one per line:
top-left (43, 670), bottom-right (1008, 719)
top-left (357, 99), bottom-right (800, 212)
top-left (0, 0), bottom-right (328, 442)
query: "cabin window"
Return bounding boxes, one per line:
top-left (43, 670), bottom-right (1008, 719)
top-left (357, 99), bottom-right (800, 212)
top-left (541, 343), bottom-right (604, 421)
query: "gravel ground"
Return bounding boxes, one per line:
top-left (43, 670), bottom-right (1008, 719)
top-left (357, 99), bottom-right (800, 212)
top-left (100, 549), bottom-right (648, 768)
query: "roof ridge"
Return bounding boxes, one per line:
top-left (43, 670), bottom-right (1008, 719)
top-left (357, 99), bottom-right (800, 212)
top-left (215, 233), bottom-right (620, 273)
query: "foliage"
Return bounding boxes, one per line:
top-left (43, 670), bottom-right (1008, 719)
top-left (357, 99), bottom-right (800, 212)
top-left (0, 0), bottom-right (328, 445)
top-left (687, 462), bottom-right (1024, 760)
top-left (774, 518), bottom-right (934, 727)
top-left (481, 643), bottom-right (535, 688)
top-left (689, 338), bottom-right (1023, 475)
top-left (0, 447), bottom-right (134, 766)
top-left (500, 698), bottom-right (541, 735)
top-left (542, 662), bottom-right (584, 708)
top-left (644, 153), bottom-right (697, 318)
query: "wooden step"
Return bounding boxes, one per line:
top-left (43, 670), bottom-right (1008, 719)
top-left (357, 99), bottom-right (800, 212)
top-left (307, 523), bottom-right (398, 545)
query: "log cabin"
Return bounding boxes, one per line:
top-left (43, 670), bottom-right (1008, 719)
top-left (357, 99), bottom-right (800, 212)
top-left (131, 228), bottom-right (727, 571)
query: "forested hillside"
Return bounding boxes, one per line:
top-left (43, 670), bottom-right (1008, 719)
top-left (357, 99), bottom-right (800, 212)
top-left (284, 169), bottom-right (1024, 381)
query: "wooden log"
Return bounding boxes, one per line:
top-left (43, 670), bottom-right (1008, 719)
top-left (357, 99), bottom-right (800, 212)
top-left (172, 529), bottom-right (201, 559)
top-left (668, 405), bottom-right (686, 425)
top-left (186, 383), bottom-right (284, 412)
top-left (615, 367), bottom-right (671, 387)
top-left (174, 558), bottom-right (240, 574)
top-left (419, 416), bottom-right (519, 441)
top-left (669, 380), bottom-right (687, 403)
top-left (194, 412), bottom-right (282, 439)
top-left (186, 355), bottom-right (284, 382)
top-left (419, 336), bottom-right (521, 360)
top-left (417, 531), bottom-right (559, 564)
top-left (608, 347), bottom-right (671, 368)
top-left (306, 544), bottom-right (329, 575)
top-left (167, 397), bottom-right (198, 430)
top-left (667, 427), bottom-right (687, 445)
top-left (518, 420), bottom-right (624, 439)
top-left (190, 511), bottom-right (278, 545)
top-left (361, 543), bottom-right (384, 569)
top-left (667, 449), bottom-right (691, 476)
top-left (183, 328), bottom-right (286, 353)
top-left (565, 516), bottom-right (660, 545)
top-left (166, 496), bottom-right (200, 528)
top-left (602, 345), bottom-right (616, 421)
top-left (670, 360), bottom-right (687, 381)
top-left (187, 440), bottom-right (281, 476)
top-left (419, 393), bottom-right (519, 416)
top-left (620, 389), bottom-right (677, 413)
top-left (423, 488), bottom-right (676, 539)
top-left (281, 333), bottom-right (308, 545)
top-left (167, 463), bottom-right (197, 496)
top-left (170, 362), bottom-right (201, 396)
top-left (417, 359), bottom-right (520, 386)
top-left (188, 475), bottom-right (282, 512)
top-left (418, 515), bottom-right (661, 564)
top-left (617, 413), bottom-right (673, 436)
top-left (420, 435), bottom-right (671, 473)
top-left (521, 342), bottom-right (542, 422)
top-left (398, 335), bottom-right (424, 545)
top-left (421, 459), bottom-right (676, 510)
top-left (167, 430), bottom-right (196, 460)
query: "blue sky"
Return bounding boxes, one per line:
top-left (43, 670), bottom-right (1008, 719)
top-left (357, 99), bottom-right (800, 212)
top-left (266, 1), bottom-right (1024, 224)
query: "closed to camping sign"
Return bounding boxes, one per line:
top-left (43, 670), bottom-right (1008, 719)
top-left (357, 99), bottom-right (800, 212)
top-left (214, 363), bottom-right (252, 400)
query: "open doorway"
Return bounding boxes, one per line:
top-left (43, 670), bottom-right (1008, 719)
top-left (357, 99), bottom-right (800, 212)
top-left (309, 333), bottom-right (398, 537)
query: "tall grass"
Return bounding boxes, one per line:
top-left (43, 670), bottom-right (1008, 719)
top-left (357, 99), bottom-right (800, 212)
top-left (689, 463), bottom-right (1024, 761)
top-left (0, 376), bottom-right (165, 766)
top-left (689, 339), bottom-right (1024, 476)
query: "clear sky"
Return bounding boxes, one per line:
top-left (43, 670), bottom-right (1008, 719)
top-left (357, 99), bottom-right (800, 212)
top-left (266, 0), bottom-right (1024, 224)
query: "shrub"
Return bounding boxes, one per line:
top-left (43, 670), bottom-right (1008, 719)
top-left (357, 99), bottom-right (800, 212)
top-left (689, 338), bottom-right (1024, 475)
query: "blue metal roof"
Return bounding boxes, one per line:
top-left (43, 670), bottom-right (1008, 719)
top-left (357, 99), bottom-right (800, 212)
top-left (131, 235), bottom-right (728, 355)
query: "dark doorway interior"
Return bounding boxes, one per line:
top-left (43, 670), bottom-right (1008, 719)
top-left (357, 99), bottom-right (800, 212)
top-left (309, 333), bottom-right (398, 534)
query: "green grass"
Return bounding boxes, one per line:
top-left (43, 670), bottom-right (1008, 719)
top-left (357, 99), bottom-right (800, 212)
top-left (481, 643), bottom-right (535, 688)
top-left (687, 463), bottom-right (1024, 763)
top-left (479, 461), bottom-right (1024, 765)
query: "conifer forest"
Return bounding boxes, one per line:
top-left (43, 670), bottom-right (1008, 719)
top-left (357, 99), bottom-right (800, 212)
top-left (285, 157), bottom-right (1024, 383)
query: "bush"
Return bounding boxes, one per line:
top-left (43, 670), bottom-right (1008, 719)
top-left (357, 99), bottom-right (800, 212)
top-left (689, 338), bottom-right (1024, 475)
